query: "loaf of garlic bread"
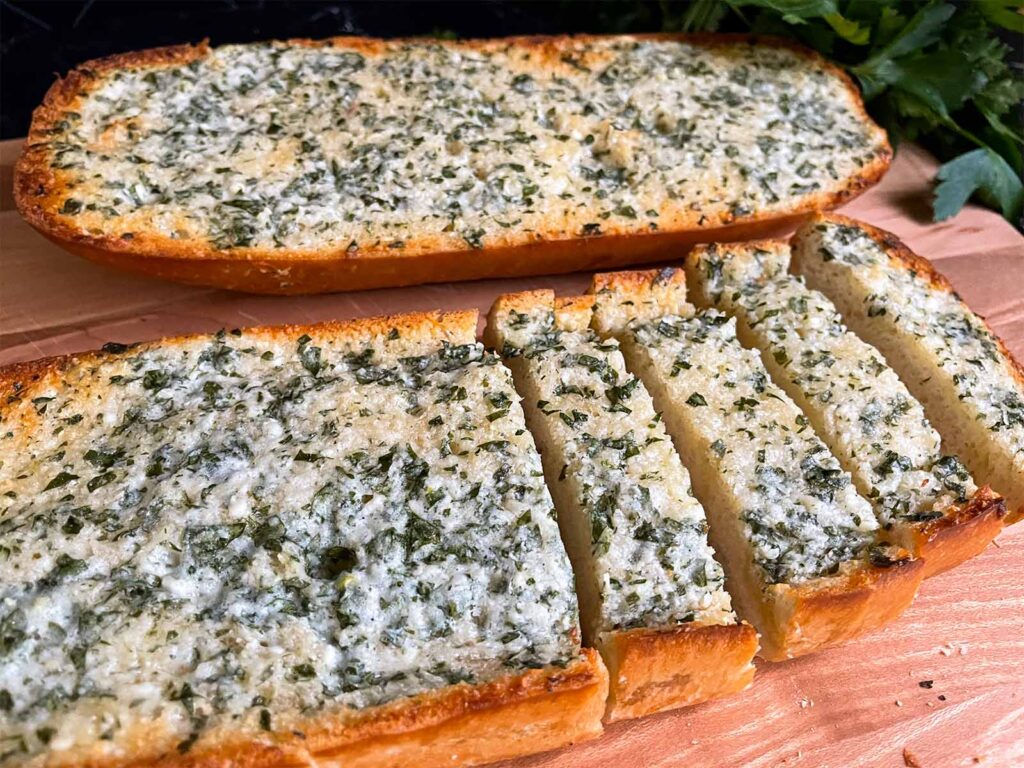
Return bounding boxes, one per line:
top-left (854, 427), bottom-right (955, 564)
top-left (792, 215), bottom-right (1023, 526)
top-left (685, 241), bottom-right (1005, 576)
top-left (486, 290), bottom-right (757, 721)
top-left (589, 269), bottom-right (924, 661)
top-left (16, 34), bottom-right (890, 294)
top-left (0, 312), bottom-right (606, 768)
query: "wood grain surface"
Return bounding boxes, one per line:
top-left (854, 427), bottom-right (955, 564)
top-left (1, 137), bottom-right (1022, 767)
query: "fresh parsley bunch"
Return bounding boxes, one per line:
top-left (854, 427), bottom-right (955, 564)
top-left (660, 0), bottom-right (1024, 224)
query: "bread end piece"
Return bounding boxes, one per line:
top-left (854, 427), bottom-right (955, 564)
top-left (589, 268), bottom-right (691, 335)
top-left (597, 623), bottom-right (757, 723)
top-left (762, 553), bottom-right (924, 661)
top-left (792, 213), bottom-right (1024, 527)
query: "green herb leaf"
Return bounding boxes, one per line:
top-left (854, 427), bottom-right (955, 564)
top-left (934, 148), bottom-right (1024, 221)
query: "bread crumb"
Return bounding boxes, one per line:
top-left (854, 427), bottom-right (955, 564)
top-left (903, 747), bottom-right (923, 767)
top-left (895, 699), bottom-right (903, 707)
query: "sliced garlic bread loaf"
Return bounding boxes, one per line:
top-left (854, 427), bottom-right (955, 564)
top-left (792, 215), bottom-right (1023, 526)
top-left (590, 269), bottom-right (924, 661)
top-left (486, 290), bottom-right (757, 721)
top-left (0, 312), bottom-right (606, 768)
top-left (16, 34), bottom-right (890, 293)
top-left (685, 241), bottom-right (1004, 576)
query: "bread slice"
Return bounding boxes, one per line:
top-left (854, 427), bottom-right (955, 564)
top-left (0, 312), bottom-right (607, 768)
top-left (16, 34), bottom-right (890, 294)
top-left (485, 290), bottom-right (757, 721)
top-left (792, 215), bottom-right (1023, 526)
top-left (684, 241), bottom-right (1005, 577)
top-left (589, 269), bottom-right (924, 661)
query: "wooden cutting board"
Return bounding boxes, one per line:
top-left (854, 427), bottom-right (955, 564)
top-left (1, 138), bottom-right (1022, 768)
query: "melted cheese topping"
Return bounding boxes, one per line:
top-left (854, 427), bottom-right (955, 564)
top-left (692, 246), bottom-right (977, 528)
top-left (42, 37), bottom-right (886, 254)
top-left (0, 330), bottom-right (577, 762)
top-left (627, 311), bottom-right (877, 584)
top-left (497, 306), bottom-right (734, 633)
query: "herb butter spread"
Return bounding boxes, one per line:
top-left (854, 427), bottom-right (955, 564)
top-left (0, 323), bottom-right (578, 762)
top-left (625, 310), bottom-right (877, 585)
top-left (41, 36), bottom-right (886, 254)
top-left (494, 301), bottom-right (734, 636)
top-left (689, 244), bottom-right (977, 529)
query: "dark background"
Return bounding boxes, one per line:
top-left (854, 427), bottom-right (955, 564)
top-left (1, 0), bottom-right (671, 139)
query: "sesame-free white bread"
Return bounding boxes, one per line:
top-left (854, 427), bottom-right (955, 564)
top-left (486, 290), bottom-right (756, 721)
top-left (792, 215), bottom-right (1023, 526)
top-left (0, 312), bottom-right (607, 768)
top-left (16, 34), bottom-right (890, 293)
top-left (684, 241), bottom-right (1005, 576)
top-left (589, 269), bottom-right (923, 661)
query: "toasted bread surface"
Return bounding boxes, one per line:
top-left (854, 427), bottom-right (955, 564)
top-left (0, 311), bottom-right (602, 767)
top-left (684, 240), bottom-right (1005, 577)
top-left (487, 289), bottom-right (756, 720)
top-left (588, 268), bottom-right (924, 660)
top-left (791, 214), bottom-right (1023, 526)
top-left (16, 34), bottom-right (890, 294)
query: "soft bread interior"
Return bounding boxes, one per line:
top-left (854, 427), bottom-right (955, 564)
top-left (791, 224), bottom-right (1022, 524)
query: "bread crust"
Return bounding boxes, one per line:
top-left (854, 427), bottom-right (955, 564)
top-left (802, 213), bottom-right (1024, 525)
top-left (763, 556), bottom-right (924, 661)
top-left (3, 309), bottom-right (609, 768)
top-left (15, 34), bottom-right (891, 295)
top-left (0, 309), bottom-right (479, 411)
top-left (898, 487), bottom-right (1006, 579)
top-left (28, 651), bottom-right (608, 768)
top-left (597, 623), bottom-right (757, 722)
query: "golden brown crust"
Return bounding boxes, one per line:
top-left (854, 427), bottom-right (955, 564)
top-left (804, 213), bottom-right (1024, 525)
top-left (15, 34), bottom-right (891, 295)
top-left (589, 268), bottom-right (692, 335)
top-left (0, 309), bottom-right (478, 412)
top-left (764, 555), bottom-right (925, 661)
top-left (899, 487), bottom-right (1006, 579)
top-left (36, 651), bottom-right (608, 768)
top-left (598, 623), bottom-right (758, 723)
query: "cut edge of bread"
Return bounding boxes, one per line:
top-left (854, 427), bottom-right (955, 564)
top-left (486, 288), bottom-right (758, 721)
top-left (587, 267), bottom-right (924, 661)
top-left (6, 308), bottom-right (612, 768)
top-left (683, 239), bottom-right (1006, 578)
top-left (792, 213), bottom-right (1022, 527)
top-left (15, 34), bottom-right (891, 295)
